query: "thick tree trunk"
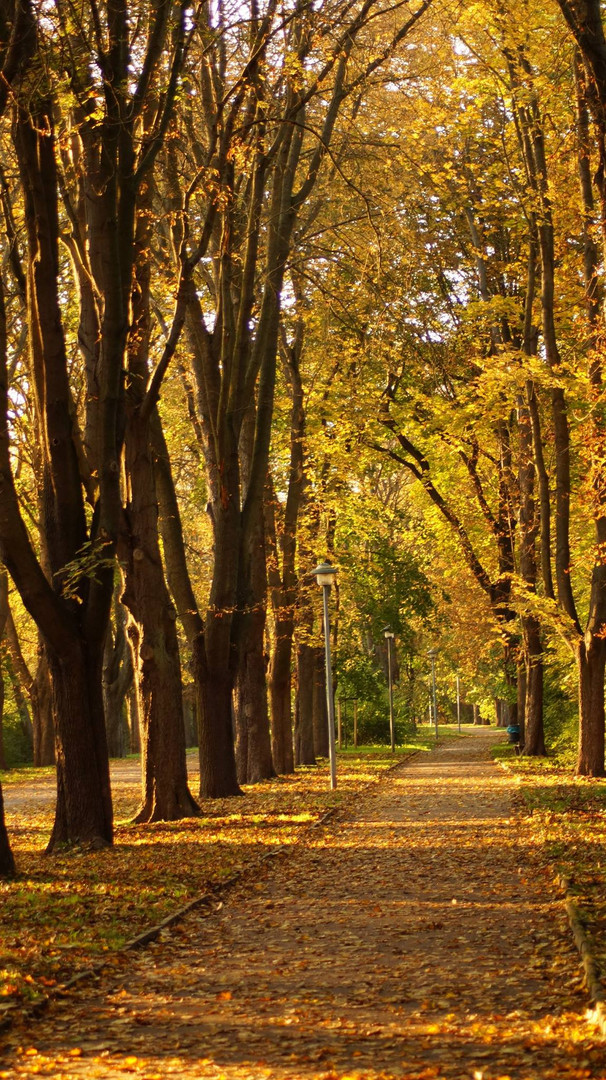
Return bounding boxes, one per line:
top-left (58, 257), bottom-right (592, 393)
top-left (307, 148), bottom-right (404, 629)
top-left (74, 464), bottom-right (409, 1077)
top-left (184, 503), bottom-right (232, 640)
top-left (265, 317), bottom-right (306, 777)
top-left (234, 634), bottom-right (274, 784)
top-left (516, 667), bottom-right (526, 745)
top-left (32, 647), bottom-right (54, 767)
top-left (122, 413), bottom-right (199, 823)
top-left (295, 641), bottom-right (316, 765)
top-left (577, 636), bottom-right (606, 777)
top-left (197, 465), bottom-right (243, 799)
top-left (234, 495), bottom-right (275, 784)
top-left (0, 668), bottom-right (6, 770)
top-left (270, 624), bottom-right (296, 773)
top-left (522, 616), bottom-right (546, 755)
top-left (9, 92), bottom-right (116, 851)
top-left (127, 686), bottom-right (141, 754)
top-left (46, 642), bottom-right (113, 850)
top-left (102, 606), bottom-right (132, 759)
top-left (313, 647), bottom-right (329, 757)
top-left (0, 782), bottom-right (14, 877)
top-left (195, 635), bottom-right (241, 798)
top-left (152, 411), bottom-right (238, 792)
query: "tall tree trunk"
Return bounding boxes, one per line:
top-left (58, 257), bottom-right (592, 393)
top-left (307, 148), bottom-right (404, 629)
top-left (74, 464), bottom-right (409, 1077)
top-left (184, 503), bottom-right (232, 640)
top-left (0, 781), bottom-right (14, 878)
top-left (120, 165), bottom-right (199, 821)
top-left (313, 647), bottom-right (329, 757)
top-left (150, 412), bottom-right (221, 795)
top-left (126, 617), bottom-right (142, 756)
top-left (32, 647), bottom-right (54, 767)
top-left (266, 320), bottom-right (306, 776)
top-left (524, 616), bottom-right (546, 755)
top-left (11, 98), bottom-right (113, 850)
top-left (234, 407), bottom-right (274, 784)
top-left (269, 621), bottom-right (295, 773)
top-left (122, 410), bottom-right (199, 822)
top-left (102, 601), bottom-right (132, 759)
top-left (295, 641), bottom-right (316, 765)
top-left (577, 636), bottom-right (606, 777)
top-left (233, 516), bottom-right (275, 784)
top-left (516, 233), bottom-right (545, 756)
top-left (45, 642), bottom-right (113, 851)
top-left (0, 662), bottom-right (6, 771)
top-left (197, 451), bottom-right (243, 798)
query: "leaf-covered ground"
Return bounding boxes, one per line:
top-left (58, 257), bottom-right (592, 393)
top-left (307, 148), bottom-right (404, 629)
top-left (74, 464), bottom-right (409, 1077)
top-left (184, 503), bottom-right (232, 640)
top-left (494, 744), bottom-right (606, 1004)
top-left (0, 739), bottom-right (436, 1021)
top-left (0, 730), bottom-right (603, 1080)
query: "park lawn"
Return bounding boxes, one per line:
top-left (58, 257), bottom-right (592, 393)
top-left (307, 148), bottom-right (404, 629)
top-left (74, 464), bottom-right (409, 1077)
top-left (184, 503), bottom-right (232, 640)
top-left (0, 733), bottom-right (447, 1023)
top-left (495, 744), bottom-right (606, 990)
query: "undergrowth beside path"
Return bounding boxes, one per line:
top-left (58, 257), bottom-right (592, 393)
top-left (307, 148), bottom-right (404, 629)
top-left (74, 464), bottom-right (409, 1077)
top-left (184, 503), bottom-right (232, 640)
top-left (494, 744), bottom-right (606, 1002)
top-left (0, 732), bottom-right (445, 1023)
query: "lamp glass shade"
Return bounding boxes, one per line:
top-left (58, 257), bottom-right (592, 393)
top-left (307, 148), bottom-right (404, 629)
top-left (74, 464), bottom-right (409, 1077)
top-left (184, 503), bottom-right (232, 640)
top-left (312, 562), bottom-right (337, 587)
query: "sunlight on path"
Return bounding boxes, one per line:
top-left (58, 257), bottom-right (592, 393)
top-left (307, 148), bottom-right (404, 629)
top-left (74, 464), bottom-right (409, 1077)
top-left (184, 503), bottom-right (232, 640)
top-left (1, 731), bottom-right (604, 1080)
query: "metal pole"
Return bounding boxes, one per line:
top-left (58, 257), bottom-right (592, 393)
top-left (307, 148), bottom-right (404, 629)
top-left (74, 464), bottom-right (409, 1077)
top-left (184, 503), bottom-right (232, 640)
top-left (387, 636), bottom-right (395, 752)
top-left (456, 674), bottom-right (461, 734)
top-left (431, 655), bottom-right (438, 738)
top-left (322, 583), bottom-right (337, 789)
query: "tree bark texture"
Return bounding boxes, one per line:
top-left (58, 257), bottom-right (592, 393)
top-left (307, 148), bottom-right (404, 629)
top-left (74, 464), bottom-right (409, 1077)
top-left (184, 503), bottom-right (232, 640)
top-left (577, 636), bottom-right (606, 777)
top-left (295, 642), bottom-right (316, 765)
top-left (0, 665), bottom-right (6, 771)
top-left (266, 322), bottom-right (306, 775)
top-left (9, 91), bottom-right (114, 850)
top-left (122, 408), bottom-right (199, 822)
top-left (46, 643), bottom-right (113, 851)
top-left (102, 602), bottom-right (132, 758)
top-left (0, 781), bottom-right (14, 877)
top-left (32, 647), bottom-right (54, 767)
top-left (523, 616), bottom-right (546, 756)
top-left (313, 648), bottom-right (330, 757)
top-left (234, 408), bottom-right (274, 783)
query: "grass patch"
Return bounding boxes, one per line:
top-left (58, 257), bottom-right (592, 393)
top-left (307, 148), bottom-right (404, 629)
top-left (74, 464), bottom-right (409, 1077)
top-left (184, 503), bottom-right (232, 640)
top-left (0, 765), bottom-right (55, 785)
top-left (0, 741), bottom-right (430, 1020)
top-left (337, 725), bottom-right (463, 755)
top-left (495, 746), bottom-right (606, 987)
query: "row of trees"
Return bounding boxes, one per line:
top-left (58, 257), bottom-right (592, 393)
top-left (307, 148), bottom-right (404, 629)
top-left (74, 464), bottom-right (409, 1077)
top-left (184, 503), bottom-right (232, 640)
top-left (2, 0), bottom-right (606, 877)
top-left (315, 0), bottom-right (606, 771)
top-left (0, 0), bottom-right (438, 876)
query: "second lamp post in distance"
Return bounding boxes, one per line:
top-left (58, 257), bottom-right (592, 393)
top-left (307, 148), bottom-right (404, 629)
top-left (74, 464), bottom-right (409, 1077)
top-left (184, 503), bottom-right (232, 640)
top-left (384, 628), bottom-right (395, 752)
top-left (428, 647), bottom-right (438, 738)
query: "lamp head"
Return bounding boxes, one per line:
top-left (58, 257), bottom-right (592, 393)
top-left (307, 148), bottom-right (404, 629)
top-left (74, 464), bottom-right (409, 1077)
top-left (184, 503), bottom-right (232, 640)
top-left (311, 562), bottom-right (338, 587)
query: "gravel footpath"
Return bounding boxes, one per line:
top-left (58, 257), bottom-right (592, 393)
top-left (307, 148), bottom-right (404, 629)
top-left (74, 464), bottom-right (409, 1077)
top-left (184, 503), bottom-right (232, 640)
top-left (1, 731), bottom-right (604, 1080)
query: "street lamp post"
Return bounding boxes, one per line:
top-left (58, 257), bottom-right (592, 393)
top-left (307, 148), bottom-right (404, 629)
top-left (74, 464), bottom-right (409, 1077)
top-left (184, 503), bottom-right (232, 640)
top-left (312, 562), bottom-right (338, 789)
top-left (456, 673), bottom-right (461, 734)
top-left (384, 628), bottom-right (395, 752)
top-left (428, 647), bottom-right (438, 738)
